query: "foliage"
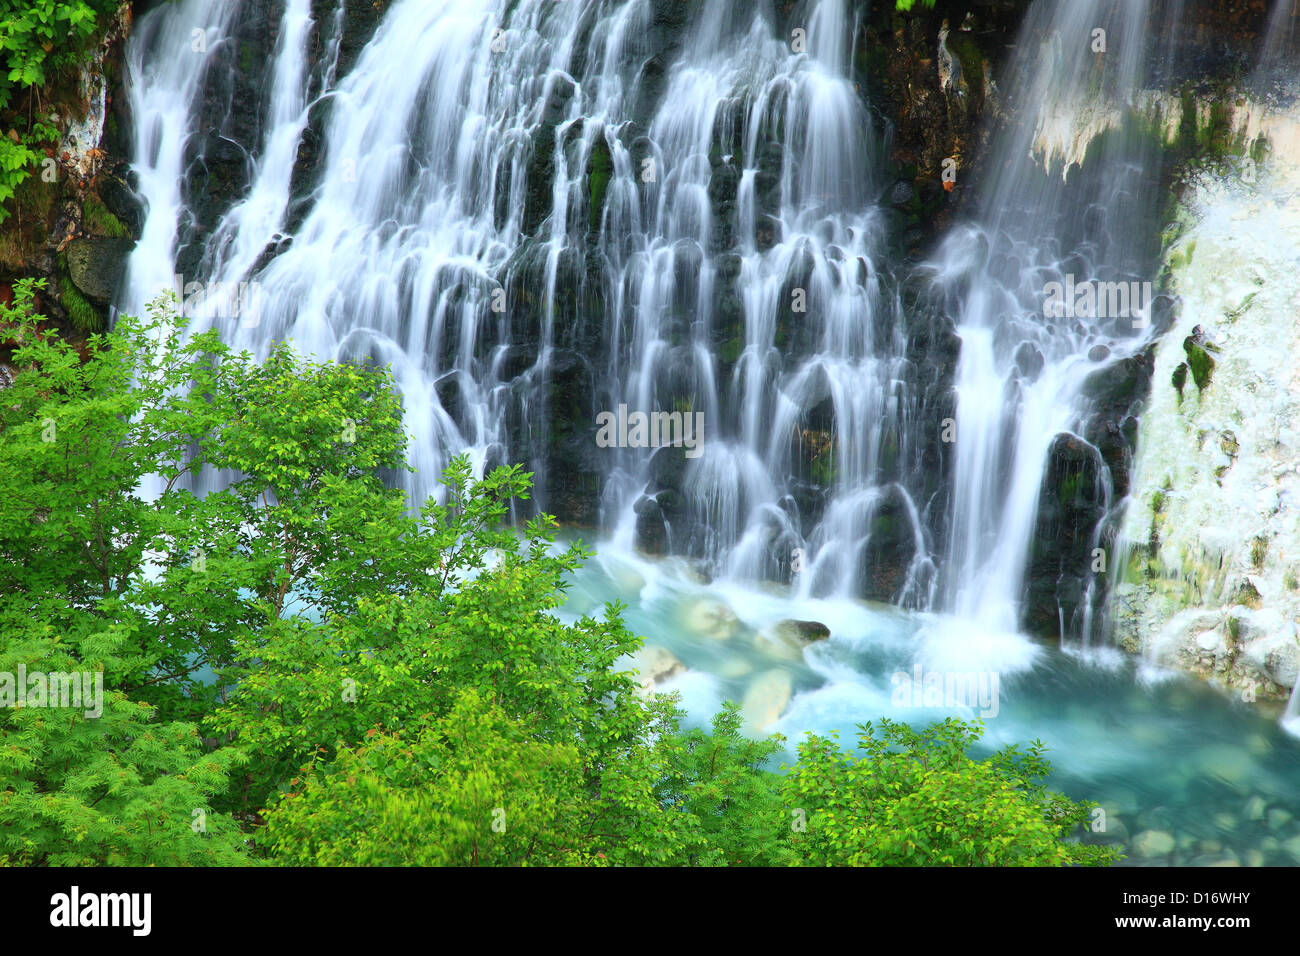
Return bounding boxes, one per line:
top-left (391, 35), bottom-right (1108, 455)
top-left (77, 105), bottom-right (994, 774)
top-left (0, 280), bottom-right (1117, 868)
top-left (782, 717), bottom-right (1120, 866)
top-left (211, 457), bottom-right (705, 863)
top-left (0, 0), bottom-right (124, 221)
top-left (654, 704), bottom-right (797, 866)
top-left (262, 688), bottom-right (596, 866)
top-left (0, 606), bottom-right (250, 865)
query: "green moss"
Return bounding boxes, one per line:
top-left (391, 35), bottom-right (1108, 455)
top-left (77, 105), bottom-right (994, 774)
top-left (1123, 551), bottom-right (1148, 586)
top-left (1225, 291), bottom-right (1256, 323)
top-left (1183, 338), bottom-right (1215, 391)
top-left (718, 334), bottom-right (744, 365)
top-left (1058, 470), bottom-right (1085, 507)
top-left (586, 139), bottom-right (612, 234)
top-left (1148, 479), bottom-right (1172, 556)
top-left (810, 444), bottom-right (835, 486)
top-left (945, 33), bottom-right (985, 106)
top-left (1234, 579), bottom-right (1263, 609)
top-left (1168, 239), bottom-right (1195, 271)
top-left (1250, 536), bottom-right (1268, 570)
top-left (82, 193), bottom-right (129, 238)
top-left (1250, 134), bottom-right (1270, 165)
top-left (1171, 361), bottom-right (1188, 401)
top-left (58, 274), bottom-right (104, 333)
top-left (56, 251), bottom-right (105, 333)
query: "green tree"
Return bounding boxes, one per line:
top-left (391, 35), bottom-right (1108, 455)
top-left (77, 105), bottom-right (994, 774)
top-left (262, 688), bottom-right (596, 866)
top-left (0, 609), bottom-right (249, 865)
top-left (210, 456), bottom-right (706, 863)
top-left (782, 717), bottom-right (1120, 866)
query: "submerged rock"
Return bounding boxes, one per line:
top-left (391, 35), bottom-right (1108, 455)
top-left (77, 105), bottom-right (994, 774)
top-left (742, 669), bottom-right (792, 734)
top-left (1133, 829), bottom-right (1176, 857)
top-left (679, 599), bottom-right (740, 641)
top-left (773, 619), bottom-right (831, 644)
top-left (627, 645), bottom-right (684, 696)
top-left (753, 628), bottom-right (802, 661)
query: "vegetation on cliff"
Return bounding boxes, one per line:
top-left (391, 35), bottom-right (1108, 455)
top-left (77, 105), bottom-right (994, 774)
top-left (0, 1), bottom-right (125, 222)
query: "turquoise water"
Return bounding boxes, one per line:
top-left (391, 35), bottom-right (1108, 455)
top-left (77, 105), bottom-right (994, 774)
top-left (556, 545), bottom-right (1300, 867)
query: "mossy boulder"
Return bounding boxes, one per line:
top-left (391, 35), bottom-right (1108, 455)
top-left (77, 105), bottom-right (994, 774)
top-left (64, 236), bottom-right (134, 306)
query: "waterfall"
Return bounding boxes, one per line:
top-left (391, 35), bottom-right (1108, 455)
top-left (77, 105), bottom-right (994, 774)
top-left (119, 0), bottom-right (942, 605)
top-left (1262, 0), bottom-right (1300, 76)
top-left (120, 0), bottom-right (241, 321)
top-left (119, 0), bottom-right (1261, 648)
top-left (929, 0), bottom-right (1177, 639)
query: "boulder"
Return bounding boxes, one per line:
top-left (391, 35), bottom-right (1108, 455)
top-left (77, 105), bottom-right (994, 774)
top-left (628, 645), bottom-right (684, 696)
top-left (773, 619), bottom-right (831, 644)
top-left (679, 599), bottom-right (740, 640)
top-left (742, 669), bottom-right (792, 734)
top-left (1243, 634), bottom-right (1300, 689)
top-left (65, 236), bottom-right (135, 306)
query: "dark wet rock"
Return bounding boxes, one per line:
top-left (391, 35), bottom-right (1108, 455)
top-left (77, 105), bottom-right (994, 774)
top-left (1024, 433), bottom-right (1108, 635)
top-left (523, 123), bottom-right (558, 237)
top-left (329, 0), bottom-right (390, 80)
top-left (95, 171), bottom-right (145, 239)
top-left (539, 349), bottom-right (602, 528)
top-left (543, 73), bottom-right (577, 124)
top-left (774, 619), bottom-right (831, 644)
top-left (634, 495), bottom-right (669, 556)
top-left (859, 485), bottom-right (919, 602)
top-left (889, 179), bottom-right (918, 209)
top-left (1014, 341), bottom-right (1045, 378)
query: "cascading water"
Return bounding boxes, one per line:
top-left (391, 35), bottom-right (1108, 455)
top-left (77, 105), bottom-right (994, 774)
top-left (927, 0), bottom-right (1179, 641)
top-left (119, 0), bottom-right (940, 605)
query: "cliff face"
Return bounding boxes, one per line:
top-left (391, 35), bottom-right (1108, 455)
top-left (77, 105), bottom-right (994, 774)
top-left (0, 4), bottom-right (140, 346)
top-left (0, 0), bottom-right (389, 348)
top-left (1115, 103), bottom-right (1300, 705)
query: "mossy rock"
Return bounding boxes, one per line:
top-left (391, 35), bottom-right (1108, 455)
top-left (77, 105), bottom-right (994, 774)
top-left (586, 135), bottom-right (612, 234)
top-left (1171, 361), bottom-right (1188, 399)
top-left (57, 268), bottom-right (106, 334)
top-left (1183, 337), bottom-right (1216, 391)
top-left (64, 236), bottom-right (135, 306)
top-left (82, 193), bottom-right (131, 239)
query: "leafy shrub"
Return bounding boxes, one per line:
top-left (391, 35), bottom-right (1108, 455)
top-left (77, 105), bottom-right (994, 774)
top-left (783, 717), bottom-right (1120, 866)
